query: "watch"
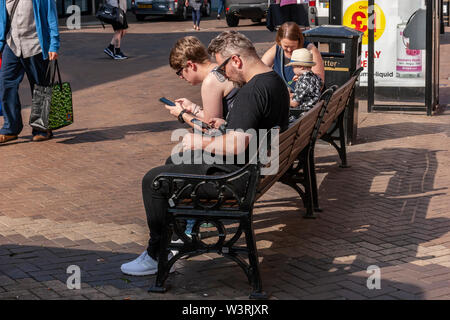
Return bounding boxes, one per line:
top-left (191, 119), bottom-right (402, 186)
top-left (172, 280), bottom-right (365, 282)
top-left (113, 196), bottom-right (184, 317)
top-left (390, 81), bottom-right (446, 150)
top-left (178, 109), bottom-right (187, 123)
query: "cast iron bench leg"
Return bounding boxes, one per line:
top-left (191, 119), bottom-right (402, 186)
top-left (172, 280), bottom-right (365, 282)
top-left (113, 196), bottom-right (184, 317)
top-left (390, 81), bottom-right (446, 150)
top-left (337, 112), bottom-right (350, 168)
top-left (302, 151), bottom-right (316, 219)
top-left (148, 220), bottom-right (172, 293)
top-left (242, 217), bottom-right (268, 300)
top-left (309, 146), bottom-right (322, 212)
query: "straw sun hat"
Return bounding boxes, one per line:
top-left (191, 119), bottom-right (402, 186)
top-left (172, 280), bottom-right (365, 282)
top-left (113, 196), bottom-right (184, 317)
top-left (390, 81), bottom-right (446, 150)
top-left (285, 48), bottom-right (316, 67)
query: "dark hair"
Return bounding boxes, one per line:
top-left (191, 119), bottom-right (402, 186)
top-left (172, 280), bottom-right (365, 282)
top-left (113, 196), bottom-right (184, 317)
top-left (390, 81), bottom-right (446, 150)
top-left (275, 22), bottom-right (305, 48)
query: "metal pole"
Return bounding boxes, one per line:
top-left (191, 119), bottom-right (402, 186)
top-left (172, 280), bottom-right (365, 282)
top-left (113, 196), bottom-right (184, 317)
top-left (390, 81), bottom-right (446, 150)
top-left (368, 0), bottom-right (374, 112)
top-left (426, 0), bottom-right (432, 115)
top-left (329, 0), bottom-right (342, 25)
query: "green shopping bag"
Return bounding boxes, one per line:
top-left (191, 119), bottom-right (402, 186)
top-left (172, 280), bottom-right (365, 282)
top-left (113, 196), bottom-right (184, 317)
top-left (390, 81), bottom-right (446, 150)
top-left (29, 60), bottom-right (74, 131)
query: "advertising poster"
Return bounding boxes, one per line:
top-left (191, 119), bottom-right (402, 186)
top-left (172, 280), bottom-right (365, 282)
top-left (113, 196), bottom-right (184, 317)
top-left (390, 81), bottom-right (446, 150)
top-left (342, 0), bottom-right (426, 87)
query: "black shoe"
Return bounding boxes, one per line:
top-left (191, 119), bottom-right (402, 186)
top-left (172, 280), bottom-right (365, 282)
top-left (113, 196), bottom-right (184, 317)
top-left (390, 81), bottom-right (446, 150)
top-left (217, 14), bottom-right (220, 20)
top-left (104, 47), bottom-right (115, 59)
top-left (114, 51), bottom-right (128, 60)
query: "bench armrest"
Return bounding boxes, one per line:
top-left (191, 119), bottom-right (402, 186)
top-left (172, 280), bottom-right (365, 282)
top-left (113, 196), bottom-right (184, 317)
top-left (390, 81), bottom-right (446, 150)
top-left (152, 164), bottom-right (260, 211)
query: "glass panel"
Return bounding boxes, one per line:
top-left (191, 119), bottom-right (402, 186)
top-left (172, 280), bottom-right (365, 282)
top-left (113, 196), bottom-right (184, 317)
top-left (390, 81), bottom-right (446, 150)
top-left (341, 0), bottom-right (427, 109)
top-left (74, 0), bottom-right (89, 12)
top-left (56, 0), bottom-right (64, 16)
top-left (372, 0), bottom-right (426, 108)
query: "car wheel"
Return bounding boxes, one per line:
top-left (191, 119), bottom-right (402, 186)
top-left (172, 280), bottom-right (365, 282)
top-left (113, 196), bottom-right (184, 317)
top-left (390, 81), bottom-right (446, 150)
top-left (202, 2), bottom-right (211, 17)
top-left (226, 14), bottom-right (239, 27)
top-left (136, 14), bottom-right (146, 21)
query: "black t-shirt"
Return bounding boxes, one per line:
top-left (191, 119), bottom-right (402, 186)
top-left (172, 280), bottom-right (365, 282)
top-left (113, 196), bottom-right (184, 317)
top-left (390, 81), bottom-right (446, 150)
top-left (224, 71), bottom-right (290, 165)
top-left (226, 71), bottom-right (289, 133)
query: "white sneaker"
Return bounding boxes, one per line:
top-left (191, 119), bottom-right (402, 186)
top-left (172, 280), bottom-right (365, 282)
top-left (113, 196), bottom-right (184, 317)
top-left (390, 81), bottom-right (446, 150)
top-left (120, 251), bottom-right (175, 276)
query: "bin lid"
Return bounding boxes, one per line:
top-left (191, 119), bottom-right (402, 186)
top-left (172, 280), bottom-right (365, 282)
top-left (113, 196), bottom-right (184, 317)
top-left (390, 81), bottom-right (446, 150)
top-left (303, 25), bottom-right (363, 39)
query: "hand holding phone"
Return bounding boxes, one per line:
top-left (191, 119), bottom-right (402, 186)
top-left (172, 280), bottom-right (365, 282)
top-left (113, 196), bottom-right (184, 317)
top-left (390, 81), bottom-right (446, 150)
top-left (159, 97), bottom-right (175, 106)
top-left (190, 118), bottom-right (211, 130)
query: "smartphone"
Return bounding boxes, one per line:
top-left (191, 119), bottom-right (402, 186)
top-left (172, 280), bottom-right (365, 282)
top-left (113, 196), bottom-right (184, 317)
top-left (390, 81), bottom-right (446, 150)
top-left (159, 97), bottom-right (176, 106)
top-left (191, 118), bottom-right (211, 130)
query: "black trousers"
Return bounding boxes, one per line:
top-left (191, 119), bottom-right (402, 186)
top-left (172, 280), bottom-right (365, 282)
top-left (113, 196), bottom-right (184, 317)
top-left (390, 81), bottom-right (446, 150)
top-left (142, 152), bottom-right (241, 260)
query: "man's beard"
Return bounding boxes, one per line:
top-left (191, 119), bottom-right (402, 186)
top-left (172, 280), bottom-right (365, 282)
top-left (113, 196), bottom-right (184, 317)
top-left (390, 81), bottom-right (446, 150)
top-left (233, 81), bottom-right (244, 88)
top-left (228, 70), bottom-right (246, 88)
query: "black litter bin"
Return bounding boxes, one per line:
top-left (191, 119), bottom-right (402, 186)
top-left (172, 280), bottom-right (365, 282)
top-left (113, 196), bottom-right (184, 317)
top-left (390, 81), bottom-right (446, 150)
top-left (303, 25), bottom-right (363, 145)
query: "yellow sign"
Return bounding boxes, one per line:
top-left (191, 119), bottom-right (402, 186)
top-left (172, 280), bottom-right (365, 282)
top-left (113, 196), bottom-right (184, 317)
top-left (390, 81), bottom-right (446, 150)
top-left (343, 1), bottom-right (386, 45)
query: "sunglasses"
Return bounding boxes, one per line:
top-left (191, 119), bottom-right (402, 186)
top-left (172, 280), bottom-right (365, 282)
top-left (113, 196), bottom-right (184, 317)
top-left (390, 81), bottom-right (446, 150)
top-left (176, 67), bottom-right (184, 77)
top-left (213, 55), bottom-right (239, 82)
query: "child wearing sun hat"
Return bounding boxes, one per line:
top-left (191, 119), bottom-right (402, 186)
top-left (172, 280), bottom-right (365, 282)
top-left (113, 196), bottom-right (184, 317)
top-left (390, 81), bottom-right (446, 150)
top-left (285, 48), bottom-right (323, 114)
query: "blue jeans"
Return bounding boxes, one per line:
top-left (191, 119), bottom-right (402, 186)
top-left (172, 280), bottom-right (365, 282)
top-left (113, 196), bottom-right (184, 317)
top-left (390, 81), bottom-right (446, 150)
top-left (0, 45), bottom-right (49, 136)
top-left (217, 0), bottom-right (225, 15)
top-left (192, 9), bottom-right (201, 26)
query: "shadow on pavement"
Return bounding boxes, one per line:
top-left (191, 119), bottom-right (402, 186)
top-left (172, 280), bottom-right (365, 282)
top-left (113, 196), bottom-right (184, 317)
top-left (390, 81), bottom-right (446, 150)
top-left (53, 120), bottom-right (182, 144)
top-left (1, 146), bottom-right (446, 299)
top-left (357, 122), bottom-right (450, 144)
top-left (0, 242), bottom-right (426, 300)
top-left (251, 146), bottom-right (449, 298)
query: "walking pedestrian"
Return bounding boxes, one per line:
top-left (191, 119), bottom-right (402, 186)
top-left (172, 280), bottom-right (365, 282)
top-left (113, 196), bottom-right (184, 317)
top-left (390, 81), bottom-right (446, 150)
top-left (186, 0), bottom-right (203, 31)
top-left (103, 0), bottom-right (129, 60)
top-left (0, 0), bottom-right (60, 144)
top-left (217, 0), bottom-right (225, 19)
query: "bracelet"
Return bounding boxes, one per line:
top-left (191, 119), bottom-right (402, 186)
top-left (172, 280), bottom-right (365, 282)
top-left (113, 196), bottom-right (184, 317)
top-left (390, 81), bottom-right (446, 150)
top-left (193, 104), bottom-right (200, 116)
top-left (178, 109), bottom-right (187, 123)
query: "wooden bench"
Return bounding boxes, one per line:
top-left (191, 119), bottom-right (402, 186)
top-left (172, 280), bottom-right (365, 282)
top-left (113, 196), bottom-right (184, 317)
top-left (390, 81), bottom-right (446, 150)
top-left (147, 88), bottom-right (334, 299)
top-left (318, 67), bottom-right (364, 167)
top-left (309, 67), bottom-right (364, 212)
top-left (283, 68), bottom-right (363, 215)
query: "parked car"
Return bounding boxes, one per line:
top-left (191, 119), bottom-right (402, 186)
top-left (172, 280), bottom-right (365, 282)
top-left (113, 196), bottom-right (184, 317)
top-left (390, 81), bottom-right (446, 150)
top-left (131, 0), bottom-right (211, 21)
top-left (224, 0), bottom-right (327, 28)
top-left (224, 0), bottom-right (269, 27)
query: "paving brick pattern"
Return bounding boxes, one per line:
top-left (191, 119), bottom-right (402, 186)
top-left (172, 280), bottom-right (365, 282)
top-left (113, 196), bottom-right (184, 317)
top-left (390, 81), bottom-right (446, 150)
top-left (0, 18), bottom-right (449, 300)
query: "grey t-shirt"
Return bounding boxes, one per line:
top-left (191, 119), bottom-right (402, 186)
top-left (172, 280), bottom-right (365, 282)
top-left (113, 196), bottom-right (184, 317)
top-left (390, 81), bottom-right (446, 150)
top-left (6, 0), bottom-right (42, 58)
top-left (189, 0), bottom-right (202, 11)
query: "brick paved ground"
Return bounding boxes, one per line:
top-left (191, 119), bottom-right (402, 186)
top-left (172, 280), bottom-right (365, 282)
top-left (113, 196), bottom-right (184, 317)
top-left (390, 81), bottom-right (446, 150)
top-left (0, 17), bottom-right (449, 300)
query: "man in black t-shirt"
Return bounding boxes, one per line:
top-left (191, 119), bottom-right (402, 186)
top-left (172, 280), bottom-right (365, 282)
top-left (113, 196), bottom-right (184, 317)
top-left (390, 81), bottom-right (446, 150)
top-left (120, 31), bottom-right (290, 276)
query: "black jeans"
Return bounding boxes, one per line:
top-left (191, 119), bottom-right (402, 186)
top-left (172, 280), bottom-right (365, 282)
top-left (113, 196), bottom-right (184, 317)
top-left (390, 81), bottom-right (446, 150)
top-left (142, 153), bottom-right (241, 260)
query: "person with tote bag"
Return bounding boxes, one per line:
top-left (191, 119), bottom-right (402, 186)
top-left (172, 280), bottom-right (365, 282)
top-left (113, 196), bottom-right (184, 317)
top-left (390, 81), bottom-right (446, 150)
top-left (0, 0), bottom-right (60, 144)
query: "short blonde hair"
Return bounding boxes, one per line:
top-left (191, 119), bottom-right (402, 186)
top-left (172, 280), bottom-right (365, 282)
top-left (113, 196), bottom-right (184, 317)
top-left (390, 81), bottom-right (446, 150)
top-left (169, 36), bottom-right (210, 70)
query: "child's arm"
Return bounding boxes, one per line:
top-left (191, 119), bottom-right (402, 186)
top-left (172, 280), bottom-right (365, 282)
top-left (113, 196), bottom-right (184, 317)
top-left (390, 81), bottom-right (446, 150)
top-left (290, 84), bottom-right (301, 108)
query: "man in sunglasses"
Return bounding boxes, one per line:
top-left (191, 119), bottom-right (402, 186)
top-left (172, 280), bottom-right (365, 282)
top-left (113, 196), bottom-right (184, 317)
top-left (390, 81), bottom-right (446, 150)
top-left (120, 31), bottom-right (290, 276)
